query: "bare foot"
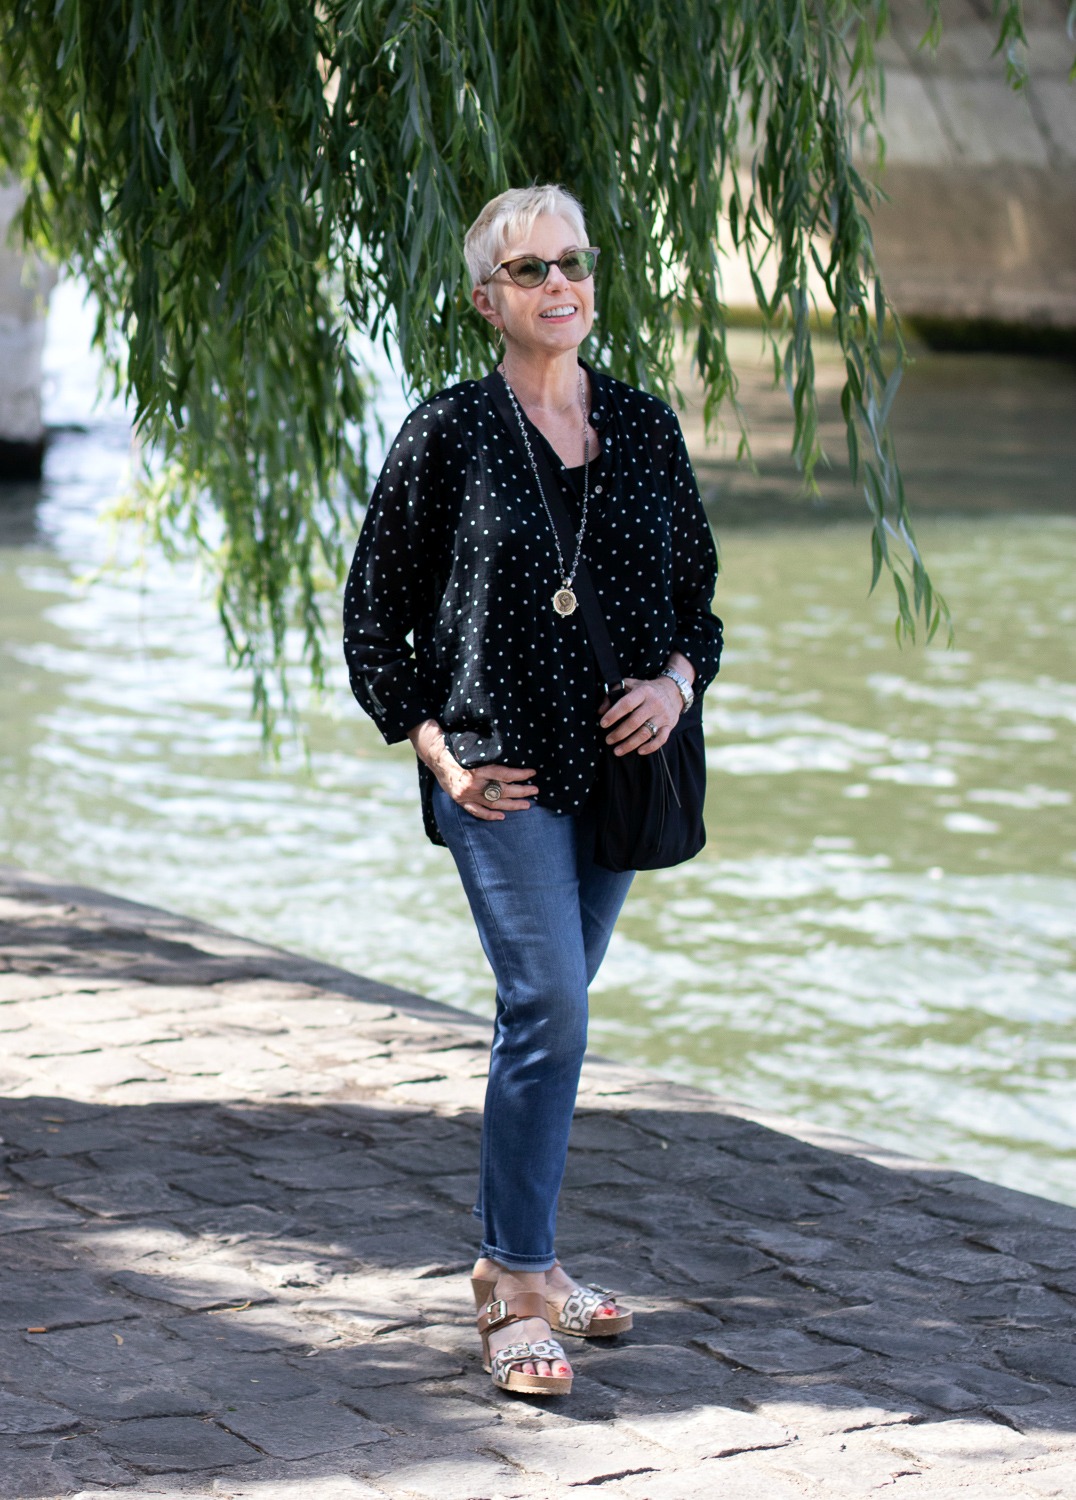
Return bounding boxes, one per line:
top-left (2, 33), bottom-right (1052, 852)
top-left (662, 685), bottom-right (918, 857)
top-left (473, 1257), bottom-right (573, 1381)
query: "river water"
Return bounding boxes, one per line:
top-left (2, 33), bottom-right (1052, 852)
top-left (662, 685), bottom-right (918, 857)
top-left (2, 283), bottom-right (1074, 1205)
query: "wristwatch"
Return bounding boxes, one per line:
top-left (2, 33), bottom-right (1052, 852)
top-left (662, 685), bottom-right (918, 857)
top-left (661, 667), bottom-right (695, 714)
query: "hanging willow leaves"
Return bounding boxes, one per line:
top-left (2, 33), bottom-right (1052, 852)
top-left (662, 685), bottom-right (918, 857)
top-left (0, 0), bottom-right (1049, 718)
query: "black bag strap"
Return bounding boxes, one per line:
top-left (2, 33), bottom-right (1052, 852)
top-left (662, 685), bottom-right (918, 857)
top-left (482, 370), bottom-right (624, 694)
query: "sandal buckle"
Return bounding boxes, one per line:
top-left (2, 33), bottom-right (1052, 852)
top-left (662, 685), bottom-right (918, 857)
top-left (484, 1298), bottom-right (509, 1328)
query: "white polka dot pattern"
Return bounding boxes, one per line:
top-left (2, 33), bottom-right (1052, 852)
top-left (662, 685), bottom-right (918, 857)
top-left (342, 365), bottom-right (723, 845)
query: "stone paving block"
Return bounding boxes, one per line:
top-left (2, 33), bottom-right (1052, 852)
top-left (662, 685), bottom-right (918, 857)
top-left (1042, 1268), bottom-right (1076, 1298)
top-left (0, 1270), bottom-right (136, 1331)
top-left (879, 1417), bottom-right (1051, 1465)
top-left (706, 1173), bottom-right (841, 1221)
top-left (369, 1139), bottom-right (481, 1181)
top-left (0, 1442), bottom-right (83, 1500)
top-left (730, 1224), bottom-right (841, 1265)
top-left (587, 1191), bottom-right (727, 1237)
top-left (207, 1472), bottom-right (390, 1499)
top-left (253, 1156), bottom-right (402, 1191)
top-left (384, 1451), bottom-right (528, 1500)
top-left (1019, 1469), bottom-right (1076, 1499)
top-left (999, 1340), bottom-right (1076, 1388)
top-left (34, 1051), bottom-right (170, 1090)
top-left (569, 1112), bottom-right (655, 1153)
top-left (3, 1025), bottom-right (104, 1057)
top-left (606, 1456), bottom-right (808, 1500)
top-left (170, 1164), bottom-right (290, 1207)
top-left (560, 1155), bottom-right (653, 1190)
top-left (70, 1219), bottom-right (193, 1262)
top-left (266, 995), bottom-right (387, 1028)
top-left (581, 1343), bottom-right (736, 1395)
top-left (991, 1398), bottom-right (1076, 1449)
top-left (0, 1194), bottom-right (86, 1234)
top-left (155, 1038), bottom-right (290, 1076)
top-left (217, 1396), bottom-right (389, 1458)
top-left (749, 1385), bottom-right (918, 1438)
top-left (7, 1156), bottom-right (93, 1187)
top-left (955, 1281), bottom-right (1074, 1326)
top-left (970, 1227), bottom-right (1076, 1273)
top-left (806, 1306), bottom-right (973, 1360)
top-left (346, 1386), bottom-right (501, 1435)
top-left (694, 1270), bottom-right (844, 1329)
top-left (490, 1424), bottom-right (666, 1487)
top-left (71, 1015), bottom-right (184, 1047)
top-left (98, 1415), bottom-right (261, 1471)
top-left (50, 1435), bottom-right (141, 1489)
top-left (878, 1367), bottom-right (1010, 1414)
top-left (695, 1327), bottom-right (863, 1375)
top-left (919, 1190), bottom-right (1037, 1230)
top-left (894, 1243), bottom-right (1036, 1283)
top-left (317, 1186), bottom-right (447, 1228)
top-left (0, 1118), bottom-right (128, 1155)
top-left (298, 1339), bottom-right (464, 1388)
top-left (87, 1145), bottom-right (227, 1176)
top-left (28, 1318), bottom-right (194, 1373)
top-left (658, 1242), bottom-right (774, 1287)
top-left (196, 1357), bottom-right (324, 1405)
top-left (0, 1392), bottom-right (78, 1434)
top-left (112, 1264), bottom-right (274, 1311)
top-left (56, 1171), bottom-right (199, 1219)
top-left (228, 1130), bottom-right (348, 1163)
top-left (184, 1203), bottom-right (297, 1239)
top-left (27, 1369), bottom-right (212, 1421)
top-left (924, 1360), bottom-right (1054, 1408)
top-left (786, 1262), bottom-right (940, 1306)
top-left (772, 1430), bottom-right (927, 1490)
top-left (622, 1404), bottom-right (791, 1460)
top-left (163, 1310), bottom-right (298, 1354)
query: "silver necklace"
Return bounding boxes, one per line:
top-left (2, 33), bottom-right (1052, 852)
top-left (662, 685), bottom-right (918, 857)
top-left (499, 365), bottom-right (590, 616)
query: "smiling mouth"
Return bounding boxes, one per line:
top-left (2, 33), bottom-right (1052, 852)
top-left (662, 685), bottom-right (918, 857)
top-left (540, 306), bottom-right (577, 320)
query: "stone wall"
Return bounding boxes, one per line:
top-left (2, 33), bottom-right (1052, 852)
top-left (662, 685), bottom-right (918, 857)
top-left (0, 183), bottom-right (56, 478)
top-left (719, 0), bottom-right (1076, 337)
top-left (869, 0), bottom-right (1076, 334)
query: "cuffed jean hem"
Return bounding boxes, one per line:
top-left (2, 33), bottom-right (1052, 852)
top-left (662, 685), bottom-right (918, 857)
top-left (480, 1240), bottom-right (558, 1273)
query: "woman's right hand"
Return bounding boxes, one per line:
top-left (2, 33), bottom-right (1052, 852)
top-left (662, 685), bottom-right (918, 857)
top-left (407, 720), bottom-right (538, 820)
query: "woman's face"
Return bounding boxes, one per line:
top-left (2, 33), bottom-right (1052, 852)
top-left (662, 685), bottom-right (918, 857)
top-left (473, 212), bottom-right (595, 358)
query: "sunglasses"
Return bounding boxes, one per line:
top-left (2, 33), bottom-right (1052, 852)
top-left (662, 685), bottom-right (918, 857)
top-left (487, 247), bottom-right (600, 288)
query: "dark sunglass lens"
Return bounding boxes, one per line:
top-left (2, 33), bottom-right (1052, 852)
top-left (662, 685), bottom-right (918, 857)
top-left (509, 258), bottom-right (548, 287)
top-left (560, 251), bottom-right (595, 281)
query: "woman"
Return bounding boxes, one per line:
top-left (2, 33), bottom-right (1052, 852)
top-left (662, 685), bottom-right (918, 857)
top-left (343, 184), bottom-right (722, 1397)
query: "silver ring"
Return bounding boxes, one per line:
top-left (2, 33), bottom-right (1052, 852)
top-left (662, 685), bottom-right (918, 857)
top-left (645, 719), bottom-right (659, 739)
top-left (482, 781), bottom-right (503, 803)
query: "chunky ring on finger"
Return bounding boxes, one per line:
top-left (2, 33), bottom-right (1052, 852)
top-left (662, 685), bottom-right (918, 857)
top-left (482, 781), bottom-right (503, 803)
top-left (645, 719), bottom-right (659, 739)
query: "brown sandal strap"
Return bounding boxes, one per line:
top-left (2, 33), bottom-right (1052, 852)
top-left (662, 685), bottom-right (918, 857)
top-left (477, 1291), bottom-right (548, 1336)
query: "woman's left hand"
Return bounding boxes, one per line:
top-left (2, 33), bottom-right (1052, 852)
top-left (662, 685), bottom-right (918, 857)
top-left (599, 675), bottom-right (683, 757)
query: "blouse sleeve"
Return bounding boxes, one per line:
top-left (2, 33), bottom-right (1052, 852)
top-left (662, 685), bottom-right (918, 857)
top-left (661, 406), bottom-right (724, 694)
top-left (342, 402), bottom-right (453, 743)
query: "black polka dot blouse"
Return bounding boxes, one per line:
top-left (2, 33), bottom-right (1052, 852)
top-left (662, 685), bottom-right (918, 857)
top-left (342, 362), bottom-right (723, 845)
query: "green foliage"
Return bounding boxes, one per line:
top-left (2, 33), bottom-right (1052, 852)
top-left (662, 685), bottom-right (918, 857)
top-left (0, 0), bottom-right (1052, 715)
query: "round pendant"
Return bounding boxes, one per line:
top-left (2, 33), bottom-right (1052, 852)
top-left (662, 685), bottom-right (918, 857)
top-left (553, 587), bottom-right (578, 616)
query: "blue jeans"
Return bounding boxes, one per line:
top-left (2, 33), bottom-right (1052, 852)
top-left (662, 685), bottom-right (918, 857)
top-left (433, 785), bottom-right (634, 1271)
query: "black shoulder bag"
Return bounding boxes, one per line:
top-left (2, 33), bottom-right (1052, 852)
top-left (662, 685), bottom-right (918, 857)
top-left (483, 372), bottom-right (707, 874)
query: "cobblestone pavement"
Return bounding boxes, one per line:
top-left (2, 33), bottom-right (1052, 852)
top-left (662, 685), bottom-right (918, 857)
top-left (1, 867), bottom-right (1074, 1500)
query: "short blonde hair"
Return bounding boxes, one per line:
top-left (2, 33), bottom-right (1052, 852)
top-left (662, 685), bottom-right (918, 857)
top-left (464, 185), bottom-right (588, 290)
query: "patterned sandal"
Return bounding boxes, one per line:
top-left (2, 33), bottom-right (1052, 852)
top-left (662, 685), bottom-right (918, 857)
top-left (476, 1291), bottom-right (572, 1396)
top-left (547, 1264), bottom-right (633, 1339)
